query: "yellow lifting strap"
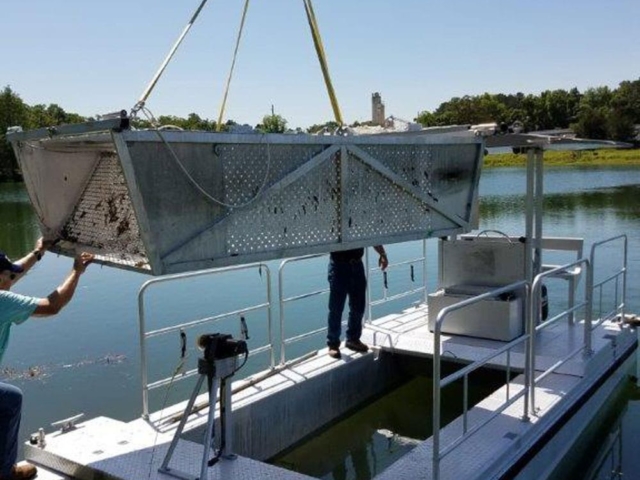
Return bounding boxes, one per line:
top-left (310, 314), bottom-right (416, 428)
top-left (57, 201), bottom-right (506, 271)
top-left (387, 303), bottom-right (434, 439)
top-left (302, 0), bottom-right (344, 126)
top-left (217, 0), bottom-right (251, 131)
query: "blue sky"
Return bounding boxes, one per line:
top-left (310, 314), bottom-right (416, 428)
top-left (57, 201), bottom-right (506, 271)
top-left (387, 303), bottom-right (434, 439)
top-left (3, 0), bottom-right (639, 129)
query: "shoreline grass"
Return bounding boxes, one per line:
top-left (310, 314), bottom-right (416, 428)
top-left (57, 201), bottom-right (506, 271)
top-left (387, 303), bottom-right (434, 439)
top-left (484, 148), bottom-right (640, 167)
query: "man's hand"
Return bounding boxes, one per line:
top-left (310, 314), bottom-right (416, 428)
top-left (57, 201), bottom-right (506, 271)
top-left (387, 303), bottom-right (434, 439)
top-left (33, 252), bottom-right (95, 316)
top-left (73, 253), bottom-right (94, 274)
top-left (378, 254), bottom-right (389, 271)
top-left (373, 245), bottom-right (389, 271)
top-left (35, 237), bottom-right (56, 253)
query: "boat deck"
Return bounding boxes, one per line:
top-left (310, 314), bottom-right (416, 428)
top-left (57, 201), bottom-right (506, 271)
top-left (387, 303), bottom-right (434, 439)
top-left (26, 306), bottom-right (637, 480)
top-left (363, 303), bottom-right (622, 377)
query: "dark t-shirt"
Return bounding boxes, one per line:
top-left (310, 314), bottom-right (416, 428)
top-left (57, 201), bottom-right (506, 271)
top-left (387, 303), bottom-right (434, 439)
top-left (330, 248), bottom-right (364, 262)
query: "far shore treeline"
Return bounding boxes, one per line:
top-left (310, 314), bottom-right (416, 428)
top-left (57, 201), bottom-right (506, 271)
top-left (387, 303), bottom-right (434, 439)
top-left (1, 78), bottom-right (640, 181)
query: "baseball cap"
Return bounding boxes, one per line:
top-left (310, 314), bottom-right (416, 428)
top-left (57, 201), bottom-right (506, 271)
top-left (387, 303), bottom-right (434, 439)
top-left (0, 252), bottom-right (24, 273)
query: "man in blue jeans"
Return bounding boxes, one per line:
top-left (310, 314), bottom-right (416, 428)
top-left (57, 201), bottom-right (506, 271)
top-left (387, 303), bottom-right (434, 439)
top-left (327, 246), bottom-right (388, 359)
top-left (0, 240), bottom-right (93, 480)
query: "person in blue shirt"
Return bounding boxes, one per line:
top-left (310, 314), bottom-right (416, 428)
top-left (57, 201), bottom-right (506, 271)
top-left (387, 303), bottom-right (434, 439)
top-left (326, 246), bottom-right (388, 359)
top-left (0, 240), bottom-right (93, 480)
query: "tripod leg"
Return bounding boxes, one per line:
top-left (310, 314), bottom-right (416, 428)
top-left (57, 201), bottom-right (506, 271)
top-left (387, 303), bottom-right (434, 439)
top-left (159, 374), bottom-right (206, 474)
top-left (200, 376), bottom-right (219, 480)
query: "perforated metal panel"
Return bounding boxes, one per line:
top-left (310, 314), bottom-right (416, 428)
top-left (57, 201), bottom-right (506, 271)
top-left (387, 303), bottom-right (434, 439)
top-left (343, 150), bottom-right (431, 240)
top-left (227, 148), bottom-right (340, 254)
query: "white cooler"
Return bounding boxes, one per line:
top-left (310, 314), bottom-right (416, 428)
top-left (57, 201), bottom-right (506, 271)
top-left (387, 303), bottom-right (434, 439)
top-left (428, 236), bottom-right (527, 342)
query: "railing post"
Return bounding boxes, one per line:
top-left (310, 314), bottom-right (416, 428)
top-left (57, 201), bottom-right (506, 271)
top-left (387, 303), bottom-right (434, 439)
top-left (279, 260), bottom-right (287, 365)
top-left (522, 284), bottom-right (530, 422)
top-left (530, 277), bottom-right (540, 412)
top-left (138, 282), bottom-right (151, 419)
top-left (585, 254), bottom-right (594, 357)
top-left (622, 235), bottom-right (628, 319)
top-left (265, 267), bottom-right (274, 368)
top-left (433, 311), bottom-right (442, 480)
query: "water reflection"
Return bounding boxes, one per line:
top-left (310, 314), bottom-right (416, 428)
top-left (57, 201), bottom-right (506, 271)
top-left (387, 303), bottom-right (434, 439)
top-left (0, 183), bottom-right (40, 256)
top-left (549, 380), bottom-right (640, 480)
top-left (480, 184), bottom-right (640, 220)
top-left (273, 369), bottom-right (505, 480)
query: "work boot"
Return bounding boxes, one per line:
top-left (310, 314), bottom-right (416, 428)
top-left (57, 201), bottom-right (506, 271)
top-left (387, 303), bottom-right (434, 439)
top-left (345, 339), bottom-right (369, 353)
top-left (0, 463), bottom-right (37, 480)
top-left (328, 346), bottom-right (341, 359)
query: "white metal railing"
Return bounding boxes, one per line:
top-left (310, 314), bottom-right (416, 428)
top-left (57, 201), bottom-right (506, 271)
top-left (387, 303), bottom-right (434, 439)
top-left (586, 234), bottom-right (628, 342)
top-left (366, 239), bottom-right (428, 321)
top-left (138, 263), bottom-right (272, 419)
top-left (432, 281), bottom-right (531, 480)
top-left (278, 254), bottom-right (329, 365)
top-left (431, 234), bottom-right (628, 479)
top-left (529, 258), bottom-right (591, 412)
top-left (134, 233), bottom-right (627, 473)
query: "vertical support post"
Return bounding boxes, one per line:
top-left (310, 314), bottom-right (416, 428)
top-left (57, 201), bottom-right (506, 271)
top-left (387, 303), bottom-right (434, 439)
top-left (533, 148), bottom-right (544, 278)
top-left (525, 149), bottom-right (535, 284)
top-left (433, 313), bottom-right (442, 480)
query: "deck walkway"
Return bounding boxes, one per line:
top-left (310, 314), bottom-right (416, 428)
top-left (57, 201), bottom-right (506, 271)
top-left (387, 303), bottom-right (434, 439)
top-left (362, 303), bottom-right (624, 376)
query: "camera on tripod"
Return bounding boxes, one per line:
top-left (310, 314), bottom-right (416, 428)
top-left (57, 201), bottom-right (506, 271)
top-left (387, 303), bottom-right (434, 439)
top-left (197, 333), bottom-right (248, 362)
top-left (161, 332), bottom-right (249, 479)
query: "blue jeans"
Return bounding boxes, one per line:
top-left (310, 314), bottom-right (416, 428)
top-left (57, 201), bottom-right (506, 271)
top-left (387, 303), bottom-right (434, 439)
top-left (0, 382), bottom-right (22, 476)
top-left (327, 258), bottom-right (366, 348)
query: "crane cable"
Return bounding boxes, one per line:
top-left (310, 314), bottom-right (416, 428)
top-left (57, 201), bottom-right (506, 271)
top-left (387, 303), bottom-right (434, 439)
top-left (131, 0), bottom-right (210, 117)
top-left (129, 0), bottom-right (344, 128)
top-left (216, 0), bottom-right (251, 131)
top-left (302, 0), bottom-right (344, 126)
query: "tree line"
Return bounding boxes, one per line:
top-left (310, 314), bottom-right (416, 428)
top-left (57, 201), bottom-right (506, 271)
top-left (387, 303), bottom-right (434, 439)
top-left (2, 79), bottom-right (639, 181)
top-left (415, 79), bottom-right (640, 141)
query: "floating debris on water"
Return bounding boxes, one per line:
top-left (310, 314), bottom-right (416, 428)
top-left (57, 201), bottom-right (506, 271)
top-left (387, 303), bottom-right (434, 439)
top-left (0, 353), bottom-right (127, 381)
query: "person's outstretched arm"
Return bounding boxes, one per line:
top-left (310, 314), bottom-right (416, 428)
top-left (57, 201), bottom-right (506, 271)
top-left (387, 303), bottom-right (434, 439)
top-left (33, 253), bottom-right (94, 316)
top-left (10, 237), bottom-right (51, 285)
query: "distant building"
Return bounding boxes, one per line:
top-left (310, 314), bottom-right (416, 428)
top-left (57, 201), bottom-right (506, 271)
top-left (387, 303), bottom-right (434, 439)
top-left (372, 92), bottom-right (385, 126)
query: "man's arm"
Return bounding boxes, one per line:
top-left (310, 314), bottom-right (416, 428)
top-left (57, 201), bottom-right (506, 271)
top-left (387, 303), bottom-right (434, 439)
top-left (33, 253), bottom-right (94, 316)
top-left (11, 237), bottom-right (51, 284)
top-left (373, 245), bottom-right (388, 271)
